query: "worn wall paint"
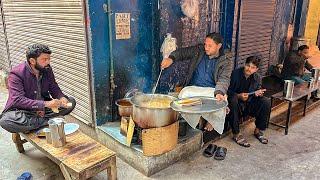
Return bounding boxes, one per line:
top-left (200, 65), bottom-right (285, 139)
top-left (220, 0), bottom-right (235, 50)
top-left (294, 0), bottom-right (309, 37)
top-left (87, 0), bottom-right (112, 125)
top-left (158, 0), bottom-right (222, 93)
top-left (111, 0), bottom-right (158, 93)
top-left (270, 0), bottom-right (294, 65)
top-left (305, 0), bottom-right (320, 46)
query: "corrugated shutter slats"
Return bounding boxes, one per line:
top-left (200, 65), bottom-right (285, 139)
top-left (237, 0), bottom-right (276, 75)
top-left (2, 0), bottom-right (92, 124)
top-left (0, 6), bottom-right (9, 71)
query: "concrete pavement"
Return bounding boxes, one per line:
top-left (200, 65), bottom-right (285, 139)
top-left (1, 86), bottom-right (320, 180)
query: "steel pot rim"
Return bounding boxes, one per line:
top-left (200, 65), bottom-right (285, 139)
top-left (115, 98), bottom-right (132, 107)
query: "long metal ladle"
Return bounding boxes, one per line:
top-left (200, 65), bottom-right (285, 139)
top-left (151, 68), bottom-right (163, 94)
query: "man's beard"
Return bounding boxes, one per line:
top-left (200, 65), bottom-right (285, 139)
top-left (35, 62), bottom-right (50, 73)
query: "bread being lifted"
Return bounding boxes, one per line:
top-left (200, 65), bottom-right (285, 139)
top-left (175, 97), bottom-right (202, 107)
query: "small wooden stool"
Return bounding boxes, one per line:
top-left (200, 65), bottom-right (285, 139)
top-left (12, 131), bottom-right (117, 180)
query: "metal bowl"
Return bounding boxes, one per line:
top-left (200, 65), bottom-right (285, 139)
top-left (130, 94), bottom-right (178, 128)
top-left (115, 98), bottom-right (133, 117)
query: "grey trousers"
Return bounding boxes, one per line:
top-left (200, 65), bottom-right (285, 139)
top-left (0, 97), bottom-right (76, 133)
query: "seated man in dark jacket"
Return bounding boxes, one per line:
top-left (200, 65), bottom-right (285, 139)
top-left (161, 33), bottom-right (233, 131)
top-left (281, 45), bottom-right (313, 84)
top-left (227, 56), bottom-right (270, 147)
top-left (0, 44), bottom-right (76, 133)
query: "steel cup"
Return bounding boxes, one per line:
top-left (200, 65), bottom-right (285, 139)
top-left (48, 118), bottom-right (66, 148)
top-left (312, 68), bottom-right (320, 87)
top-left (283, 80), bottom-right (295, 99)
top-left (308, 78), bottom-right (315, 89)
top-left (43, 128), bottom-right (52, 144)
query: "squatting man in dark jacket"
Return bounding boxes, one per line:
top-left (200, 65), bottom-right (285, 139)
top-left (281, 45), bottom-right (313, 84)
top-left (161, 33), bottom-right (233, 132)
top-left (0, 44), bottom-right (76, 133)
top-left (227, 56), bottom-right (270, 147)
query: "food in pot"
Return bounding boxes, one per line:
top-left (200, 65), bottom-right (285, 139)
top-left (140, 98), bottom-right (172, 108)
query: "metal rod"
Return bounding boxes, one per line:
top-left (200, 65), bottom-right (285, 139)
top-left (106, 0), bottom-right (117, 121)
top-left (285, 101), bottom-right (293, 135)
top-left (152, 68), bottom-right (163, 94)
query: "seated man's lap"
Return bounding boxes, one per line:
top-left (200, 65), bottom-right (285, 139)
top-left (0, 97), bottom-right (76, 133)
top-left (0, 110), bottom-right (48, 133)
top-left (247, 97), bottom-right (270, 118)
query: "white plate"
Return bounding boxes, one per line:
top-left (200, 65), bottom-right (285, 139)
top-left (64, 123), bottom-right (79, 135)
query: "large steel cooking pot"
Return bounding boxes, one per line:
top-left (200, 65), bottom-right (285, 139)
top-left (115, 98), bottom-right (133, 117)
top-left (130, 94), bottom-right (178, 128)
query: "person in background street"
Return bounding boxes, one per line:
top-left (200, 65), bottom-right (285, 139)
top-left (161, 32), bottom-right (233, 132)
top-left (0, 44), bottom-right (76, 133)
top-left (281, 45), bottom-right (313, 84)
top-left (227, 56), bottom-right (270, 147)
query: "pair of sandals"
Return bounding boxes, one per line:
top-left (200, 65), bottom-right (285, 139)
top-left (233, 132), bottom-right (268, 148)
top-left (203, 144), bottom-right (227, 160)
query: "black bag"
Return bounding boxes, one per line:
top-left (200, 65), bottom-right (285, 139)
top-left (268, 64), bottom-right (283, 79)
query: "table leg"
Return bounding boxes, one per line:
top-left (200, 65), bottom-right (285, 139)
top-left (59, 163), bottom-right (73, 180)
top-left (285, 102), bottom-right (293, 135)
top-left (12, 133), bottom-right (25, 153)
top-left (267, 97), bottom-right (274, 128)
top-left (303, 95), bottom-right (308, 116)
top-left (107, 156), bottom-right (117, 180)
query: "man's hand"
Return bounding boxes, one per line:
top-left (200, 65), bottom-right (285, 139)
top-left (238, 93), bottom-right (249, 101)
top-left (59, 97), bottom-right (69, 108)
top-left (215, 94), bottom-right (227, 102)
top-left (226, 107), bottom-right (230, 114)
top-left (255, 89), bottom-right (266, 97)
top-left (36, 111), bottom-right (45, 117)
top-left (44, 99), bottom-right (61, 109)
top-left (161, 58), bottom-right (173, 69)
top-left (204, 122), bottom-right (214, 131)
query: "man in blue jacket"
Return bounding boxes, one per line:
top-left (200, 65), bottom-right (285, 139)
top-left (227, 56), bottom-right (270, 147)
top-left (161, 33), bottom-right (233, 131)
top-left (0, 44), bottom-right (76, 133)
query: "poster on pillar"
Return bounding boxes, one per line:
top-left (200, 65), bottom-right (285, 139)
top-left (115, 13), bottom-right (131, 40)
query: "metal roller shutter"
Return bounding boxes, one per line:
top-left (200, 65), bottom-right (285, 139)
top-left (2, 0), bottom-right (93, 124)
top-left (237, 0), bottom-right (276, 75)
top-left (0, 3), bottom-right (9, 71)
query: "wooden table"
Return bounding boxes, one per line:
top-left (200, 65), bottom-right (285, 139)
top-left (12, 130), bottom-right (117, 180)
top-left (270, 82), bottom-right (319, 135)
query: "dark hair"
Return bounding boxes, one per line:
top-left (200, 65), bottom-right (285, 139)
top-left (26, 43), bottom-right (52, 63)
top-left (245, 56), bottom-right (260, 68)
top-left (206, 32), bottom-right (224, 55)
top-left (298, 45), bottom-right (309, 51)
top-left (206, 32), bottom-right (223, 45)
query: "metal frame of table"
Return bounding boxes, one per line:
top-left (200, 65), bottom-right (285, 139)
top-left (269, 83), bottom-right (319, 135)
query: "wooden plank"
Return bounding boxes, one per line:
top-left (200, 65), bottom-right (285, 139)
top-left (59, 163), bottom-right (73, 180)
top-left (12, 133), bottom-right (25, 153)
top-left (20, 130), bottom-right (116, 179)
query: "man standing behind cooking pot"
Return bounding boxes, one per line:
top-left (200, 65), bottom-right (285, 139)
top-left (0, 43), bottom-right (76, 133)
top-left (161, 32), bottom-right (233, 131)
